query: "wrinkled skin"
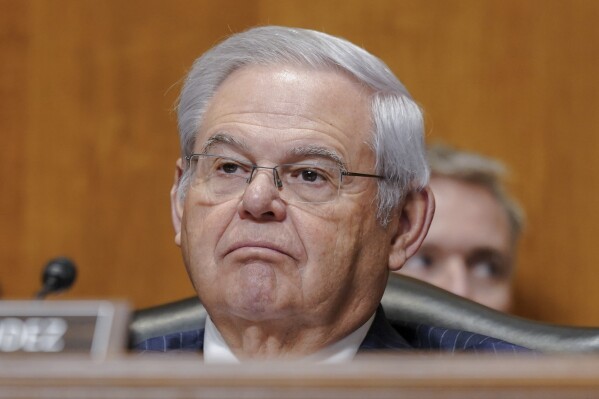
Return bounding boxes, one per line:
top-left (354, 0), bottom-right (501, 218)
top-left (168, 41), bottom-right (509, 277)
top-left (171, 65), bottom-right (434, 359)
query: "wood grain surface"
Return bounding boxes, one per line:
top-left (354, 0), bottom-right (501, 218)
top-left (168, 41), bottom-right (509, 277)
top-left (1, 0), bottom-right (599, 326)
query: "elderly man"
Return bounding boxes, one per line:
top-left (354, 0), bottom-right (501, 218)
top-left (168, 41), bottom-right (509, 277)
top-left (138, 26), bottom-right (523, 360)
top-left (399, 144), bottom-right (524, 312)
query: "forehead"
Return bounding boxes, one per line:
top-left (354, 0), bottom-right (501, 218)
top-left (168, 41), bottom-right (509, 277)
top-left (427, 176), bottom-right (512, 253)
top-left (195, 64), bottom-right (374, 164)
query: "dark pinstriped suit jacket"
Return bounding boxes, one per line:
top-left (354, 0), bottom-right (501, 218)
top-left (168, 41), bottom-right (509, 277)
top-left (135, 306), bottom-right (525, 354)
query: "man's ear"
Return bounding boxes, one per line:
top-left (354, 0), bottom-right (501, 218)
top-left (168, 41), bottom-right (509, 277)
top-left (170, 159), bottom-right (184, 247)
top-left (388, 186), bottom-right (435, 271)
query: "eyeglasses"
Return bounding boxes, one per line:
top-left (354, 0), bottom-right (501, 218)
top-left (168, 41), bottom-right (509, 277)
top-left (185, 153), bottom-right (385, 204)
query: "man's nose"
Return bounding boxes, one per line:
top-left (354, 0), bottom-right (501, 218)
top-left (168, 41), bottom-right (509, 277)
top-left (238, 169), bottom-right (286, 221)
top-left (441, 258), bottom-right (470, 298)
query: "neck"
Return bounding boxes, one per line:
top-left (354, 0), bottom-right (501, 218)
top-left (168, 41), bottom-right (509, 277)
top-left (208, 311), bottom-right (375, 360)
top-left (214, 319), bottom-right (333, 360)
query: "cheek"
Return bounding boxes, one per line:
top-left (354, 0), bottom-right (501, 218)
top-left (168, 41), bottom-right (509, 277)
top-left (476, 283), bottom-right (512, 312)
top-left (294, 204), bottom-right (381, 290)
top-left (293, 205), bottom-right (357, 265)
top-left (180, 200), bottom-right (235, 285)
top-left (268, 207), bottom-right (349, 306)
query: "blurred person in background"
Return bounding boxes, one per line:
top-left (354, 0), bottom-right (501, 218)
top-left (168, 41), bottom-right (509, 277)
top-left (398, 144), bottom-right (524, 312)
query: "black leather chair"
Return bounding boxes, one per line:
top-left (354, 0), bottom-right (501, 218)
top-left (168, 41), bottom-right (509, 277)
top-left (129, 274), bottom-right (599, 352)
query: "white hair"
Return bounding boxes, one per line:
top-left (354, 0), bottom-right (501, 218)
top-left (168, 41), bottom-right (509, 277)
top-left (177, 26), bottom-right (428, 225)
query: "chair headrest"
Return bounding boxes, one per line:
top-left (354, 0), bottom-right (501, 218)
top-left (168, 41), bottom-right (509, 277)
top-left (129, 274), bottom-right (599, 352)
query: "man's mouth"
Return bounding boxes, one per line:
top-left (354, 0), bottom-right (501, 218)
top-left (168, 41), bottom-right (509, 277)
top-left (226, 241), bottom-right (292, 259)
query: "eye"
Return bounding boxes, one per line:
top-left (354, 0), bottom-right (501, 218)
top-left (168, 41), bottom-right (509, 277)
top-left (287, 165), bottom-right (334, 185)
top-left (470, 259), bottom-right (509, 280)
top-left (221, 162), bottom-right (239, 174)
top-left (212, 157), bottom-right (250, 177)
top-left (300, 169), bottom-right (321, 182)
top-left (404, 253), bottom-right (435, 272)
top-left (468, 251), bottom-right (509, 280)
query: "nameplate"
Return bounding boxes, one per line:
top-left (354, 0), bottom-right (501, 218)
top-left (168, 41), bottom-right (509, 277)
top-left (0, 300), bottom-right (129, 358)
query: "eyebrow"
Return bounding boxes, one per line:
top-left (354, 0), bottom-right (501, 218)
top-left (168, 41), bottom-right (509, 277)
top-left (200, 132), bottom-right (249, 154)
top-left (200, 132), bottom-right (346, 168)
top-left (287, 146), bottom-right (347, 169)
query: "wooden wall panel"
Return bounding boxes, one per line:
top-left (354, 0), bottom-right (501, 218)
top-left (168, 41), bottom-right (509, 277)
top-left (0, 0), bottom-right (29, 299)
top-left (0, 0), bottom-right (260, 307)
top-left (2, 0), bottom-right (599, 326)
top-left (256, 0), bottom-right (599, 326)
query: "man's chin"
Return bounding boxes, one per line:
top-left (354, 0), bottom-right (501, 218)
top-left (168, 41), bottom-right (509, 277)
top-left (226, 300), bottom-right (293, 323)
top-left (207, 263), bottom-right (299, 322)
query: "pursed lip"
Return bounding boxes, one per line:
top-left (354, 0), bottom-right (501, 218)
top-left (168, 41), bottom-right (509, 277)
top-left (226, 241), bottom-right (294, 259)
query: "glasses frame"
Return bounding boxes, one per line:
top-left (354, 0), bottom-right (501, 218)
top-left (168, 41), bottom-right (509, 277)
top-left (184, 153), bottom-right (385, 203)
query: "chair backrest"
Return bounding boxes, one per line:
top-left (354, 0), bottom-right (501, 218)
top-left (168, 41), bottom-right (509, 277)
top-left (129, 274), bottom-right (599, 352)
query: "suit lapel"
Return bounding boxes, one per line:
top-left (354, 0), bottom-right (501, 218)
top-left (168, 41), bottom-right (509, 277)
top-left (359, 306), bottom-right (413, 351)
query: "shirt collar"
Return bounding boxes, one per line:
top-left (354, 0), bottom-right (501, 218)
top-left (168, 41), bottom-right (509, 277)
top-left (203, 313), bottom-right (376, 364)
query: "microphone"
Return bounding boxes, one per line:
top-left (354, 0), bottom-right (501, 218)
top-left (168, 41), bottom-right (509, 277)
top-left (35, 257), bottom-right (78, 299)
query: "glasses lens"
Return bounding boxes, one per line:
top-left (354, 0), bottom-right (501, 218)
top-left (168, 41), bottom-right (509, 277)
top-left (279, 163), bottom-right (341, 203)
top-left (189, 155), bottom-right (251, 200)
